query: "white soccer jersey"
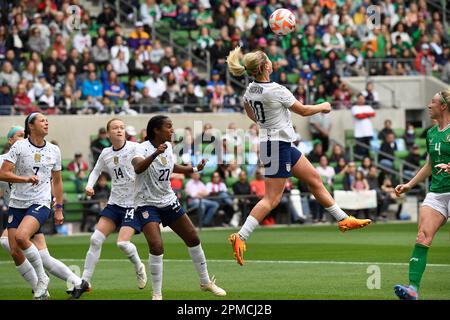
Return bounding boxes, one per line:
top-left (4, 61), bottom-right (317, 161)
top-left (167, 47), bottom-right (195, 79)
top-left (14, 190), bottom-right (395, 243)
top-left (0, 154), bottom-right (11, 205)
top-left (133, 141), bottom-right (177, 208)
top-left (87, 141), bottom-right (139, 208)
top-left (5, 139), bottom-right (61, 209)
top-left (243, 81), bottom-right (297, 143)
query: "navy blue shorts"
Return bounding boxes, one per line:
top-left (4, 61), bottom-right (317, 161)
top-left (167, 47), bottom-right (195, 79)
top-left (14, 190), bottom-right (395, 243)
top-left (136, 200), bottom-right (186, 228)
top-left (260, 141), bottom-right (302, 178)
top-left (7, 204), bottom-right (51, 233)
top-left (100, 204), bottom-right (141, 234)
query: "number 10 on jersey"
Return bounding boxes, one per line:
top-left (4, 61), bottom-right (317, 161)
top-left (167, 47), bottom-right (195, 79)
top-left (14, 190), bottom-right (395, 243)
top-left (248, 100), bottom-right (265, 123)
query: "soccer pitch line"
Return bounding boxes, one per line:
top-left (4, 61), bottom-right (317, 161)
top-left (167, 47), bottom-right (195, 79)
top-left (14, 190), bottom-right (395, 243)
top-left (1, 259), bottom-right (450, 268)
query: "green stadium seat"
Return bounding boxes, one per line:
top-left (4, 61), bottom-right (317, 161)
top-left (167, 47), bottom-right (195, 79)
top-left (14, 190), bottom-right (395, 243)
top-left (286, 73), bottom-right (299, 84)
top-left (0, 136), bottom-right (7, 147)
top-left (61, 170), bottom-right (75, 181)
top-left (415, 138), bottom-right (427, 148)
top-left (201, 176), bottom-right (210, 184)
top-left (419, 159), bottom-right (427, 167)
top-left (225, 177), bottom-right (238, 188)
top-left (63, 181), bottom-right (77, 193)
top-left (172, 30), bottom-right (190, 47)
top-left (414, 128), bottom-right (424, 137)
top-left (333, 174), bottom-right (344, 184)
top-left (333, 183), bottom-right (344, 191)
top-left (202, 167), bottom-right (216, 177)
top-left (61, 159), bottom-right (71, 170)
top-left (393, 128), bottom-right (404, 137)
top-left (394, 150), bottom-right (409, 160)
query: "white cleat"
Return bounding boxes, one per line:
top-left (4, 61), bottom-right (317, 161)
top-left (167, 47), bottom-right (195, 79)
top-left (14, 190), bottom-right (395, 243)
top-left (152, 293), bottom-right (162, 300)
top-left (136, 263), bottom-right (147, 289)
top-left (34, 275), bottom-right (50, 300)
top-left (200, 276), bottom-right (226, 297)
top-left (33, 290), bottom-right (50, 300)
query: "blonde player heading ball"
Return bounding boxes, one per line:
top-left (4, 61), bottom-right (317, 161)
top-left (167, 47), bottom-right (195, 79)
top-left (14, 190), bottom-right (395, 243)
top-left (132, 115), bottom-right (226, 300)
top-left (226, 47), bottom-right (372, 266)
top-left (81, 118), bottom-right (147, 291)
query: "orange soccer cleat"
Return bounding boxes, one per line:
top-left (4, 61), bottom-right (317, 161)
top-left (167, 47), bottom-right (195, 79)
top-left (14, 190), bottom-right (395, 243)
top-left (229, 233), bottom-right (246, 266)
top-left (338, 216), bottom-right (372, 232)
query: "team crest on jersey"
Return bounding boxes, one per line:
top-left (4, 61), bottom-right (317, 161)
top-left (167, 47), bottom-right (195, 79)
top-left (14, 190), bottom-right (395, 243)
top-left (142, 211), bottom-right (149, 219)
top-left (160, 156), bottom-right (167, 166)
top-left (286, 163), bottom-right (291, 172)
top-left (113, 156), bottom-right (119, 165)
top-left (8, 215), bottom-right (13, 224)
top-left (34, 153), bottom-right (41, 162)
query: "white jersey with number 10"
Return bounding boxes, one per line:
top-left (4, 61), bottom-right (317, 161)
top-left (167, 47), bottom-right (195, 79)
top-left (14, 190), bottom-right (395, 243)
top-left (243, 81), bottom-right (297, 143)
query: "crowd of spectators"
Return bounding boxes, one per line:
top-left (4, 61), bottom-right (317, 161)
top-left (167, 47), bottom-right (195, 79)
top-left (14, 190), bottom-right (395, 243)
top-left (0, 0), bottom-right (449, 116)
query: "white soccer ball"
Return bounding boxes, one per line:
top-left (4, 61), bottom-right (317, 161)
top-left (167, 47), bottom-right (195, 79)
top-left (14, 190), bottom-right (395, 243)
top-left (269, 8), bottom-right (296, 36)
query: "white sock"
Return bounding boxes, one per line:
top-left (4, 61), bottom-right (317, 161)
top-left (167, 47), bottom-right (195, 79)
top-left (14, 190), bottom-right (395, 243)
top-left (117, 241), bottom-right (142, 272)
top-left (188, 244), bottom-right (210, 285)
top-left (39, 248), bottom-right (82, 287)
top-left (0, 236), bottom-right (10, 253)
top-left (23, 244), bottom-right (47, 279)
top-left (325, 204), bottom-right (348, 221)
top-left (16, 259), bottom-right (38, 291)
top-left (82, 229), bottom-right (106, 282)
top-left (149, 254), bottom-right (163, 295)
top-left (238, 215), bottom-right (259, 241)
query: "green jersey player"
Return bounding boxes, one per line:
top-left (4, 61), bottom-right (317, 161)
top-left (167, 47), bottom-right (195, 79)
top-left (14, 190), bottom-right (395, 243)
top-left (394, 89), bottom-right (450, 300)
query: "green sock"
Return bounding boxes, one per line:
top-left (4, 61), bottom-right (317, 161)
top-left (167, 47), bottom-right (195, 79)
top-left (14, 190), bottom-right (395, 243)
top-left (409, 243), bottom-right (429, 291)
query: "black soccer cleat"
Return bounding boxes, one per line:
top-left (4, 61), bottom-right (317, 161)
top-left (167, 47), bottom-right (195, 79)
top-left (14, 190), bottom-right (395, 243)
top-left (69, 280), bottom-right (90, 299)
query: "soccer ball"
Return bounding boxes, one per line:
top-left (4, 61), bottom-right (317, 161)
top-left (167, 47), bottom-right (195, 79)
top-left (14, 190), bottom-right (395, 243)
top-left (269, 8), bottom-right (296, 36)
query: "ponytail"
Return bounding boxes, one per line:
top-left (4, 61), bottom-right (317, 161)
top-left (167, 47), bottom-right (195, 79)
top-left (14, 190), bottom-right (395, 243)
top-left (227, 46), bottom-right (269, 78)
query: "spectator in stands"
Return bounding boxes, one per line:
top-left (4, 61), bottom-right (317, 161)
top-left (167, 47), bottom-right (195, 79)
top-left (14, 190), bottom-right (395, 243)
top-left (67, 151), bottom-right (89, 194)
top-left (13, 83), bottom-right (36, 115)
top-left (441, 56), bottom-right (450, 84)
top-left (352, 170), bottom-right (369, 192)
top-left (332, 82), bottom-right (352, 109)
top-left (307, 140), bottom-right (324, 164)
top-left (82, 71), bottom-right (103, 100)
top-left (358, 156), bottom-right (373, 177)
top-left (0, 62), bottom-right (20, 89)
top-left (206, 172), bottom-right (234, 226)
top-left (329, 144), bottom-right (348, 165)
top-left (316, 155), bottom-right (335, 186)
top-left (84, 173), bottom-right (111, 232)
top-left (57, 85), bottom-right (78, 114)
top-left (160, 0), bottom-right (177, 21)
top-left (81, 95), bottom-right (104, 114)
top-left (334, 157), bottom-right (348, 175)
top-left (250, 167), bottom-right (265, 201)
top-left (38, 86), bottom-right (57, 114)
top-left (352, 94), bottom-right (375, 157)
top-left (97, 3), bottom-right (117, 31)
top-left (140, 0), bottom-right (162, 28)
top-left (90, 127), bottom-right (111, 163)
top-left (415, 43), bottom-right (434, 75)
top-left (162, 56), bottom-right (184, 85)
top-left (92, 37), bottom-right (110, 68)
top-left (360, 82), bottom-right (380, 108)
top-left (110, 35), bottom-right (130, 64)
top-left (378, 119), bottom-right (394, 142)
top-left (380, 174), bottom-right (403, 220)
top-left (73, 24), bottom-right (91, 54)
top-left (185, 171), bottom-right (219, 227)
top-left (103, 71), bottom-right (127, 105)
top-left (144, 71), bottom-right (166, 99)
top-left (309, 101), bottom-right (332, 152)
top-left (343, 161), bottom-right (357, 191)
top-left (128, 21), bottom-right (151, 50)
top-left (404, 144), bottom-right (421, 180)
top-left (27, 26), bottom-right (50, 53)
top-left (0, 83), bottom-right (13, 115)
top-left (322, 24), bottom-right (345, 53)
top-left (366, 165), bottom-right (385, 220)
top-left (379, 132), bottom-right (397, 169)
top-left (403, 122), bottom-right (416, 149)
top-left (209, 36), bottom-right (228, 75)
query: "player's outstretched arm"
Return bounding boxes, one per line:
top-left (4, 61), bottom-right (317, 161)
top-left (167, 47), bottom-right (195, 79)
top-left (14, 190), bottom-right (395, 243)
top-left (173, 159), bottom-right (207, 174)
top-left (51, 170), bottom-right (64, 225)
top-left (395, 159), bottom-right (432, 196)
top-left (289, 100), bottom-right (331, 117)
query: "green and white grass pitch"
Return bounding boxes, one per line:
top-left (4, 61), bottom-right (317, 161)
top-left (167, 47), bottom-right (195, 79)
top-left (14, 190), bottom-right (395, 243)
top-left (1, 223), bottom-right (449, 300)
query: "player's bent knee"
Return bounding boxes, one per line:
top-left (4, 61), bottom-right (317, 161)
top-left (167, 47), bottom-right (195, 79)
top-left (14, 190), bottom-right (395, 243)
top-left (185, 233), bottom-right (200, 247)
top-left (15, 233), bottom-right (29, 249)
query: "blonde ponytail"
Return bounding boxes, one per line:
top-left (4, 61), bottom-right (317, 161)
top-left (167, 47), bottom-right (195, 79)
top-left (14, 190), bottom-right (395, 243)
top-left (227, 46), bottom-right (246, 77)
top-left (227, 47), bottom-right (269, 78)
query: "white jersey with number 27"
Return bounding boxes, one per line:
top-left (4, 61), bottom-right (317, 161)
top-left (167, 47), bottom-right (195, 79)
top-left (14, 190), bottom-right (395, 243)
top-left (243, 81), bottom-right (297, 143)
top-left (133, 141), bottom-right (177, 208)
